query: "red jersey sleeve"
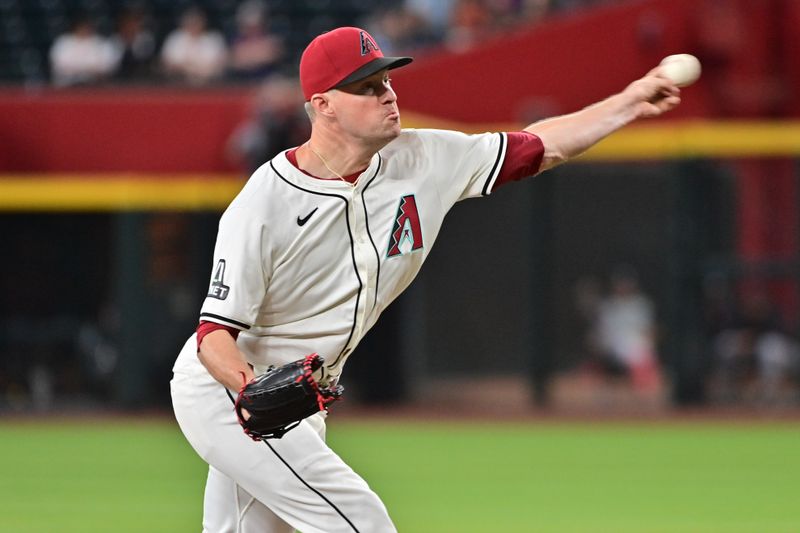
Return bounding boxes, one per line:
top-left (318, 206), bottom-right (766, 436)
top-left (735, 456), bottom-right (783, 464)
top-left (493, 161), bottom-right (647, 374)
top-left (492, 131), bottom-right (545, 192)
top-left (196, 320), bottom-right (241, 349)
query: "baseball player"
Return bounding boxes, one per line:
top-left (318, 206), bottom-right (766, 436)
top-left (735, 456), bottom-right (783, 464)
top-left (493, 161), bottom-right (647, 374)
top-left (171, 26), bottom-right (681, 532)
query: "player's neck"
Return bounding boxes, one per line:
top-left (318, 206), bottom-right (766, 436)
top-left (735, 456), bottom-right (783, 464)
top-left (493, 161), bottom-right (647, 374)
top-left (299, 132), bottom-right (380, 180)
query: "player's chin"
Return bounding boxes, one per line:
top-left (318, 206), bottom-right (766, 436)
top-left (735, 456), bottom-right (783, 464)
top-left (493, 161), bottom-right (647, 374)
top-left (384, 116), bottom-right (402, 135)
top-left (375, 123), bottom-right (401, 142)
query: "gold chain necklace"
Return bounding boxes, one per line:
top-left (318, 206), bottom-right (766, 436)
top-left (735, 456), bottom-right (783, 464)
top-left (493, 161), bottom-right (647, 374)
top-left (307, 142), bottom-right (349, 183)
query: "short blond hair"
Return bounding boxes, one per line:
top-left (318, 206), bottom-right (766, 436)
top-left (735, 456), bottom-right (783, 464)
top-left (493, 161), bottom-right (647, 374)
top-left (304, 101), bottom-right (316, 122)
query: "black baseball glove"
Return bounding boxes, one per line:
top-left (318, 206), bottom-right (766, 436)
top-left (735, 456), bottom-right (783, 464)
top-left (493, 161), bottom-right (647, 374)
top-left (234, 353), bottom-right (343, 440)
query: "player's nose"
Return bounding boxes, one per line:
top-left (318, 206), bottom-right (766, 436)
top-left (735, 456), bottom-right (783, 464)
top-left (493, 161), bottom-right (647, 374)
top-left (380, 84), bottom-right (397, 104)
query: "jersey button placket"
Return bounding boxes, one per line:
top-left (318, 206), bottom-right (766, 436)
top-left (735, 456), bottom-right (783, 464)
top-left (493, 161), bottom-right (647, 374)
top-left (349, 191), bottom-right (377, 349)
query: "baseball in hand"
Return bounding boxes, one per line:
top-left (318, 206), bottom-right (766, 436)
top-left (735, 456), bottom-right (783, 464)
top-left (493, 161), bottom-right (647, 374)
top-left (659, 54), bottom-right (701, 87)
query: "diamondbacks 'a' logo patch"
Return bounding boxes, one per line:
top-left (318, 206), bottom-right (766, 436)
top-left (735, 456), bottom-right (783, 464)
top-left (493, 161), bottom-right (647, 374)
top-left (208, 259), bottom-right (230, 300)
top-left (386, 195), bottom-right (423, 257)
top-left (360, 31), bottom-right (379, 55)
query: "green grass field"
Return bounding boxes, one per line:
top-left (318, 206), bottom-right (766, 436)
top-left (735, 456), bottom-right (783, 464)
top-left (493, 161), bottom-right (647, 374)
top-left (0, 417), bottom-right (797, 532)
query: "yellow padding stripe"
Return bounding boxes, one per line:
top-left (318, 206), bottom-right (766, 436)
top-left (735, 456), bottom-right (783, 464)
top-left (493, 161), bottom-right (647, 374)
top-left (585, 121), bottom-right (800, 159)
top-left (0, 175), bottom-right (242, 211)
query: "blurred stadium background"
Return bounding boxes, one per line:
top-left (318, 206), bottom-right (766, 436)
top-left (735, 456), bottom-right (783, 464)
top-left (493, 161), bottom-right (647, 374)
top-left (1, 0), bottom-right (800, 531)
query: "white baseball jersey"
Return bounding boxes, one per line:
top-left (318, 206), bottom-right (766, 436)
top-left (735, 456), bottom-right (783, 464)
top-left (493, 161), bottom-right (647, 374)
top-left (171, 127), bottom-right (522, 533)
top-left (197, 128), bottom-right (508, 379)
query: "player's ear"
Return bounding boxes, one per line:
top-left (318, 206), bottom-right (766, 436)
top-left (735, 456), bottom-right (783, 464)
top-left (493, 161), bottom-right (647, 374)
top-left (308, 93), bottom-right (330, 116)
top-left (310, 92), bottom-right (335, 118)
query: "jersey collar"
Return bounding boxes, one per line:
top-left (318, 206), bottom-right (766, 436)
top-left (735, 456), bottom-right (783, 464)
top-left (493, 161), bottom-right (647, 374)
top-left (271, 149), bottom-right (381, 193)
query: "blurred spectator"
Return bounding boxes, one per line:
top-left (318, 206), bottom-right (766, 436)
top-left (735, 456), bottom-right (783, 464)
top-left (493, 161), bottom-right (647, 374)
top-left (111, 5), bottom-right (157, 81)
top-left (366, 7), bottom-right (438, 56)
top-left (574, 275), bottom-right (604, 340)
top-left (712, 289), bottom-right (800, 403)
top-left (581, 265), bottom-right (662, 392)
top-left (438, 0), bottom-right (553, 52)
top-left (161, 6), bottom-right (227, 85)
top-left (446, 0), bottom-right (493, 52)
top-left (519, 0), bottom-right (552, 21)
top-left (227, 0), bottom-right (285, 81)
top-left (49, 15), bottom-right (119, 87)
top-left (404, 0), bottom-right (457, 34)
top-left (485, 0), bottom-right (550, 29)
top-left (226, 76), bottom-right (310, 173)
top-left (549, 0), bottom-right (615, 11)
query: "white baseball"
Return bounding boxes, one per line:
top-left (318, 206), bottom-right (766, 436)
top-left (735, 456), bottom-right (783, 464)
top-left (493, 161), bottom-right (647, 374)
top-left (659, 54), bottom-right (701, 87)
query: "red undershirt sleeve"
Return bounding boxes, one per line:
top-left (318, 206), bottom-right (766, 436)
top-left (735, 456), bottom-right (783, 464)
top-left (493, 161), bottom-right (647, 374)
top-left (196, 320), bottom-right (241, 349)
top-left (492, 131), bottom-right (545, 192)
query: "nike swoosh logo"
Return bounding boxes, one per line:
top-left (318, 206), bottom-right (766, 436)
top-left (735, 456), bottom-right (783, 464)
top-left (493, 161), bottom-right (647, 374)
top-left (297, 207), bottom-right (318, 226)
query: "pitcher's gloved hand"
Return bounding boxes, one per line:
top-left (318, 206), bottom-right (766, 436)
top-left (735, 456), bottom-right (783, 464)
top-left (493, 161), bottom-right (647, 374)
top-left (235, 353), bottom-right (343, 440)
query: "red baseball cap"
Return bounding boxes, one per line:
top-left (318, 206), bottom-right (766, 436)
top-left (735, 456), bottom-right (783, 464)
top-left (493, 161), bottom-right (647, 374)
top-left (299, 27), bottom-right (413, 101)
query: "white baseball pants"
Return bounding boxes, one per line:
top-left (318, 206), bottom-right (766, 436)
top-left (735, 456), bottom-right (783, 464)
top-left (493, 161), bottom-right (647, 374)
top-left (170, 337), bottom-right (396, 533)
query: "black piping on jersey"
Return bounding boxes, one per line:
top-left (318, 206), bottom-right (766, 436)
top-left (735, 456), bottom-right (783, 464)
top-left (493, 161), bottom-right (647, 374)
top-left (223, 388), bottom-right (361, 532)
top-left (480, 132), bottom-right (507, 196)
top-left (271, 159), bottom-right (380, 369)
top-left (199, 312), bottom-right (251, 330)
top-left (359, 154), bottom-right (383, 310)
